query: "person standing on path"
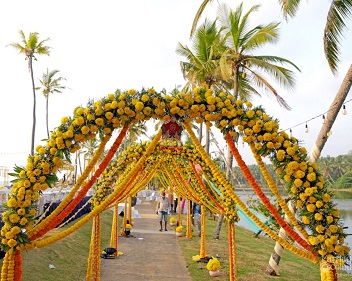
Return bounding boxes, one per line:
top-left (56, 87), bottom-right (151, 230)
top-left (192, 202), bottom-right (201, 237)
top-left (156, 190), bottom-right (170, 231)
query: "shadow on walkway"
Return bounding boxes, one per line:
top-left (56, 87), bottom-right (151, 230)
top-left (100, 201), bottom-right (192, 281)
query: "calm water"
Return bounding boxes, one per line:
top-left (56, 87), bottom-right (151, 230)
top-left (236, 190), bottom-right (352, 274)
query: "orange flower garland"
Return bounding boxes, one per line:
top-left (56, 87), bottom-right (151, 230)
top-left (190, 161), bottom-right (224, 212)
top-left (28, 134), bottom-right (112, 238)
top-left (249, 142), bottom-right (310, 240)
top-left (226, 133), bottom-right (313, 253)
top-left (30, 126), bottom-right (129, 240)
top-left (22, 129), bottom-right (162, 251)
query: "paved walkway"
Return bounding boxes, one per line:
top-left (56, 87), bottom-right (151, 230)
top-left (100, 201), bottom-right (192, 281)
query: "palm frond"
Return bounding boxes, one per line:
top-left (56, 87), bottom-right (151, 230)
top-left (277, 0), bottom-right (301, 19)
top-left (190, 0), bottom-right (214, 37)
top-left (238, 4), bottom-right (261, 42)
top-left (243, 22), bottom-right (280, 50)
top-left (248, 69), bottom-right (292, 110)
top-left (248, 57), bottom-right (298, 91)
top-left (324, 0), bottom-right (352, 74)
top-left (251, 55), bottom-right (301, 71)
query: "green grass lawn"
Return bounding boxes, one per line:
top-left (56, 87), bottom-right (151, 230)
top-left (0, 210), bottom-right (350, 281)
top-left (175, 214), bottom-right (351, 281)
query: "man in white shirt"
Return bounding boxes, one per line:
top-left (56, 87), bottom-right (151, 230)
top-left (156, 190), bottom-right (170, 231)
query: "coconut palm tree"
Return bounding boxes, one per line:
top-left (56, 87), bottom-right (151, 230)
top-left (275, 1), bottom-right (352, 163)
top-left (177, 19), bottom-right (225, 91)
top-left (8, 30), bottom-right (51, 155)
top-left (217, 3), bottom-right (300, 105)
top-left (278, 0), bottom-right (352, 74)
top-left (192, 1), bottom-right (352, 163)
top-left (212, 2), bottom-right (300, 240)
top-left (37, 69), bottom-right (68, 138)
top-left (176, 18), bottom-right (225, 156)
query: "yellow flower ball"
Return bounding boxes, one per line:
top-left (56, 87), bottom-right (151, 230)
top-left (20, 217), bottom-right (28, 226)
top-left (302, 216), bottom-right (310, 224)
top-left (323, 193), bottom-right (331, 203)
top-left (293, 179), bottom-right (302, 188)
top-left (61, 116), bottom-right (69, 124)
top-left (314, 213), bottom-right (323, 221)
top-left (103, 127), bottom-right (112, 135)
top-left (9, 214), bottom-right (20, 223)
top-left (306, 204), bottom-right (316, 212)
top-left (329, 225), bottom-right (338, 233)
top-left (299, 193), bottom-right (307, 202)
top-left (315, 201), bottom-right (324, 208)
top-left (326, 216), bottom-right (334, 224)
top-left (317, 235), bottom-right (325, 242)
top-left (307, 172), bottom-right (316, 182)
top-left (296, 200), bottom-right (303, 208)
top-left (7, 239), bottom-right (17, 247)
top-left (308, 236), bottom-right (319, 245)
top-left (315, 225), bottom-right (325, 234)
top-left (105, 112), bottom-right (114, 120)
top-left (135, 101), bottom-right (144, 112)
top-left (11, 226), bottom-right (21, 235)
top-left (95, 118), bottom-right (104, 126)
top-left (81, 126), bottom-right (90, 135)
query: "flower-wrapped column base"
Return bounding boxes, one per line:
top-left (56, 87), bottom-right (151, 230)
top-left (209, 270), bottom-right (220, 277)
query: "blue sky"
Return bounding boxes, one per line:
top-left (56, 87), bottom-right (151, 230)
top-left (0, 0), bottom-right (351, 171)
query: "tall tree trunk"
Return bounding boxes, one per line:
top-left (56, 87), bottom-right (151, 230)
top-left (310, 64), bottom-right (352, 162)
top-left (46, 95), bottom-right (49, 139)
top-left (266, 201), bottom-right (296, 275)
top-left (214, 73), bottom-right (239, 239)
top-left (213, 147), bottom-right (233, 239)
top-left (205, 126), bottom-right (210, 153)
top-left (199, 122), bottom-right (203, 144)
top-left (29, 58), bottom-right (36, 155)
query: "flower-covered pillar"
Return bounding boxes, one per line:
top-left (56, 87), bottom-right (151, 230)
top-left (228, 222), bottom-right (237, 281)
top-left (121, 198), bottom-right (128, 236)
top-left (110, 203), bottom-right (119, 256)
top-left (128, 196), bottom-right (133, 223)
top-left (186, 200), bottom-right (192, 238)
top-left (0, 251), bottom-right (21, 281)
top-left (320, 261), bottom-right (337, 281)
top-left (199, 205), bottom-right (206, 259)
top-left (86, 213), bottom-right (101, 281)
top-left (177, 196), bottom-right (182, 226)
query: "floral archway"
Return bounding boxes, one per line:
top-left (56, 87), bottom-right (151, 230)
top-left (0, 87), bottom-right (349, 281)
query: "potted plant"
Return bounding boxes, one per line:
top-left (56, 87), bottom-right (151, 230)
top-left (169, 217), bottom-right (176, 226)
top-left (175, 225), bottom-right (183, 237)
top-left (206, 257), bottom-right (221, 277)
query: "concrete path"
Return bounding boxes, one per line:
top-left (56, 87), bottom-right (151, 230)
top-left (100, 201), bottom-right (192, 281)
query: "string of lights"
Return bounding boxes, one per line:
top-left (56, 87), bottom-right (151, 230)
top-left (282, 98), bottom-right (351, 133)
top-left (0, 151), bottom-right (30, 156)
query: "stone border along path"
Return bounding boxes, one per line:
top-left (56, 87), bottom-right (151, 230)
top-left (100, 200), bottom-right (193, 281)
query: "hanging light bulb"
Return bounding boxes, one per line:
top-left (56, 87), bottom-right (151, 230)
top-left (305, 124), bottom-right (309, 133)
top-left (327, 131), bottom-right (332, 137)
top-left (342, 104), bottom-right (347, 115)
top-left (289, 129), bottom-right (292, 137)
top-left (322, 115), bottom-right (326, 124)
